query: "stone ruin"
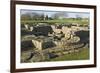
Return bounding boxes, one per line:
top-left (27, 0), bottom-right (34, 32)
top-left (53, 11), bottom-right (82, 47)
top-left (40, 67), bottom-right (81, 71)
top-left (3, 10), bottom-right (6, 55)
top-left (21, 23), bottom-right (89, 62)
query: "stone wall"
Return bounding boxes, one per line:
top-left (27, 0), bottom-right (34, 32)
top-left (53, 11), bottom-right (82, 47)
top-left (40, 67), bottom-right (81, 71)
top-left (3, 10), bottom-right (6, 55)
top-left (32, 40), bottom-right (42, 50)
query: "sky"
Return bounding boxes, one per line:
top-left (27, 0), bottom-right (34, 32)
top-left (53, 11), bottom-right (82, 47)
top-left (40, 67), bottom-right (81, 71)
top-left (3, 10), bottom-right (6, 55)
top-left (21, 9), bottom-right (90, 18)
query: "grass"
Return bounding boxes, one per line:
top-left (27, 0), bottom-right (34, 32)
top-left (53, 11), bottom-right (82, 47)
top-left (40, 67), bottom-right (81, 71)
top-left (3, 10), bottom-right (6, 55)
top-left (21, 18), bottom-right (89, 25)
top-left (21, 47), bottom-right (89, 63)
top-left (48, 48), bottom-right (89, 61)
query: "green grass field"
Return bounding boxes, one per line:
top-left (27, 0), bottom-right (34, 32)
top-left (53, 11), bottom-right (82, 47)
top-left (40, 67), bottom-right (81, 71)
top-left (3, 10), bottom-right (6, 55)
top-left (21, 18), bottom-right (89, 25)
top-left (48, 48), bottom-right (89, 61)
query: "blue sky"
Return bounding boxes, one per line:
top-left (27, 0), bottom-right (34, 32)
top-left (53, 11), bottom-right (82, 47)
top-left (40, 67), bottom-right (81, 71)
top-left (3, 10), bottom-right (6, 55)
top-left (21, 9), bottom-right (90, 18)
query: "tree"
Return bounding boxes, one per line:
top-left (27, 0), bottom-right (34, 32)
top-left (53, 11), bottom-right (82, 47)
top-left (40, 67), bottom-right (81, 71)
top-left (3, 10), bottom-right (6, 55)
top-left (45, 15), bottom-right (48, 20)
top-left (76, 14), bottom-right (82, 20)
top-left (21, 14), bottom-right (31, 20)
top-left (40, 13), bottom-right (44, 20)
top-left (51, 12), bottom-right (68, 19)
